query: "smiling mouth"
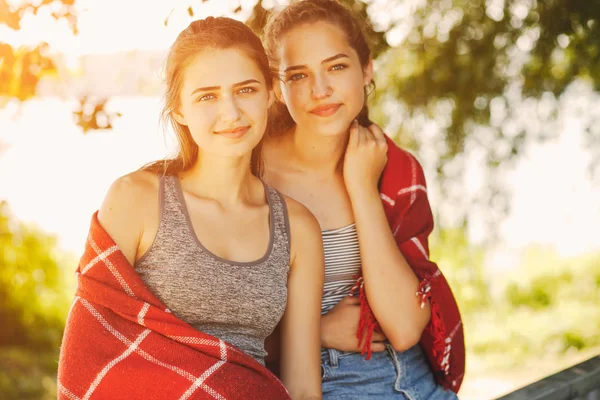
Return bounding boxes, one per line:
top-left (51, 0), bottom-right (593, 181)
top-left (310, 104), bottom-right (342, 117)
top-left (213, 126), bottom-right (251, 139)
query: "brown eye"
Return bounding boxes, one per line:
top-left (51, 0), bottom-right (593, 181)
top-left (237, 87), bottom-right (256, 95)
top-left (330, 64), bottom-right (348, 71)
top-left (198, 94), bottom-right (216, 102)
top-left (288, 73), bottom-right (307, 82)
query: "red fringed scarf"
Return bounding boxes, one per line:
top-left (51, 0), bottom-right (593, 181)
top-left (57, 212), bottom-right (290, 400)
top-left (352, 137), bottom-right (465, 392)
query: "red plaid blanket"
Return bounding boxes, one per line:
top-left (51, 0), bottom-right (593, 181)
top-left (57, 212), bottom-right (290, 400)
top-left (354, 138), bottom-right (465, 392)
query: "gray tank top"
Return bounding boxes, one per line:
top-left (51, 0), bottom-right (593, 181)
top-left (135, 175), bottom-right (291, 364)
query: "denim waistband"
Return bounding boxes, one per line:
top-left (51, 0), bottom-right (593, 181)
top-left (320, 348), bottom-right (359, 366)
top-left (319, 344), bottom-right (457, 399)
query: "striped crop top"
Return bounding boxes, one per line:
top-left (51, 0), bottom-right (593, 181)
top-left (321, 223), bottom-right (361, 314)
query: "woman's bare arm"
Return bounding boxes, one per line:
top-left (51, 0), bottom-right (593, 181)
top-left (343, 123), bottom-right (430, 351)
top-left (279, 197), bottom-right (324, 400)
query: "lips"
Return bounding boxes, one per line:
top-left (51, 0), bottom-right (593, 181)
top-left (309, 103), bottom-right (342, 117)
top-left (213, 125), bottom-right (251, 139)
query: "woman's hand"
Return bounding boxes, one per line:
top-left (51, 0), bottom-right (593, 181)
top-left (343, 121), bottom-right (388, 198)
top-left (321, 296), bottom-right (387, 353)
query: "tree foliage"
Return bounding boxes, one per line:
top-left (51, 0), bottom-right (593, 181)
top-left (0, 0), bottom-right (117, 131)
top-left (2, 0), bottom-right (599, 225)
top-left (0, 201), bottom-right (75, 349)
top-left (375, 0), bottom-right (599, 172)
top-left (0, 0), bottom-right (77, 101)
top-left (469, 248), bottom-right (600, 369)
top-left (430, 226), bottom-right (491, 313)
top-left (0, 201), bottom-right (75, 399)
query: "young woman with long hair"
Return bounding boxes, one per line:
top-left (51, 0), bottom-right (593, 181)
top-left (262, 1), bottom-right (464, 398)
top-left (58, 17), bottom-right (323, 400)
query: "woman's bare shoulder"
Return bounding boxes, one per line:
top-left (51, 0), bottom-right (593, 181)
top-left (100, 170), bottom-right (159, 214)
top-left (282, 194), bottom-right (320, 231)
top-left (280, 194), bottom-right (322, 266)
top-left (97, 170), bottom-right (161, 263)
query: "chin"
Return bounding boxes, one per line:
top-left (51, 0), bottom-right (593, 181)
top-left (313, 119), bottom-right (354, 137)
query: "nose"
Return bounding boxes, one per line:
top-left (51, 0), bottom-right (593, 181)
top-left (219, 95), bottom-right (242, 123)
top-left (311, 73), bottom-right (333, 100)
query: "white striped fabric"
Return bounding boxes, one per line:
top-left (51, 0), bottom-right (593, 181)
top-left (321, 223), bottom-right (362, 315)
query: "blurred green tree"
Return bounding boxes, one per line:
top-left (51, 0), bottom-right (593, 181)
top-left (0, 0), bottom-right (77, 101)
top-left (0, 202), bottom-right (75, 348)
top-left (0, 201), bottom-right (76, 399)
top-left (467, 248), bottom-right (600, 368)
top-left (429, 226), bottom-right (491, 313)
top-left (0, 0), bottom-right (119, 132)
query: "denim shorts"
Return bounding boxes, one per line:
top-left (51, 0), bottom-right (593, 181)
top-left (320, 344), bottom-right (458, 399)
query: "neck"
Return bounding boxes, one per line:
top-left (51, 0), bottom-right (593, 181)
top-left (180, 152), bottom-right (255, 204)
top-left (288, 124), bottom-right (349, 174)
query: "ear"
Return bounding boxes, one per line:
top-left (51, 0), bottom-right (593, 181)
top-left (363, 58), bottom-right (374, 87)
top-left (172, 110), bottom-right (187, 126)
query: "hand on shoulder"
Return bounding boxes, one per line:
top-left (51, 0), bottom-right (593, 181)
top-left (343, 121), bottom-right (388, 197)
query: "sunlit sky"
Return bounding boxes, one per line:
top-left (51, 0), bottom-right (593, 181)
top-left (2, 0), bottom-right (414, 53)
top-left (3, 0), bottom-right (260, 54)
top-left (1, 0), bottom-right (600, 267)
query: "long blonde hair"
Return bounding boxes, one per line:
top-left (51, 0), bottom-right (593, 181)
top-left (144, 17), bottom-right (273, 177)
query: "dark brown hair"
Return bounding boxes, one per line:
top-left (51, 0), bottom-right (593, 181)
top-left (263, 0), bottom-right (375, 135)
top-left (145, 17), bottom-right (273, 177)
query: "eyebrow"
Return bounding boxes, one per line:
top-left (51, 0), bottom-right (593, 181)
top-left (283, 53), bottom-right (350, 73)
top-left (191, 79), bottom-right (260, 96)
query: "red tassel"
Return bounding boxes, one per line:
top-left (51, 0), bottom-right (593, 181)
top-left (416, 279), bottom-right (450, 374)
top-left (351, 276), bottom-right (450, 375)
top-left (423, 283), bottom-right (450, 376)
top-left (350, 277), bottom-right (381, 360)
top-left (429, 300), bottom-right (450, 373)
top-left (417, 280), bottom-right (432, 308)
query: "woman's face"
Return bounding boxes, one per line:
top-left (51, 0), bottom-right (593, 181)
top-left (175, 47), bottom-right (272, 159)
top-left (276, 21), bottom-right (372, 137)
